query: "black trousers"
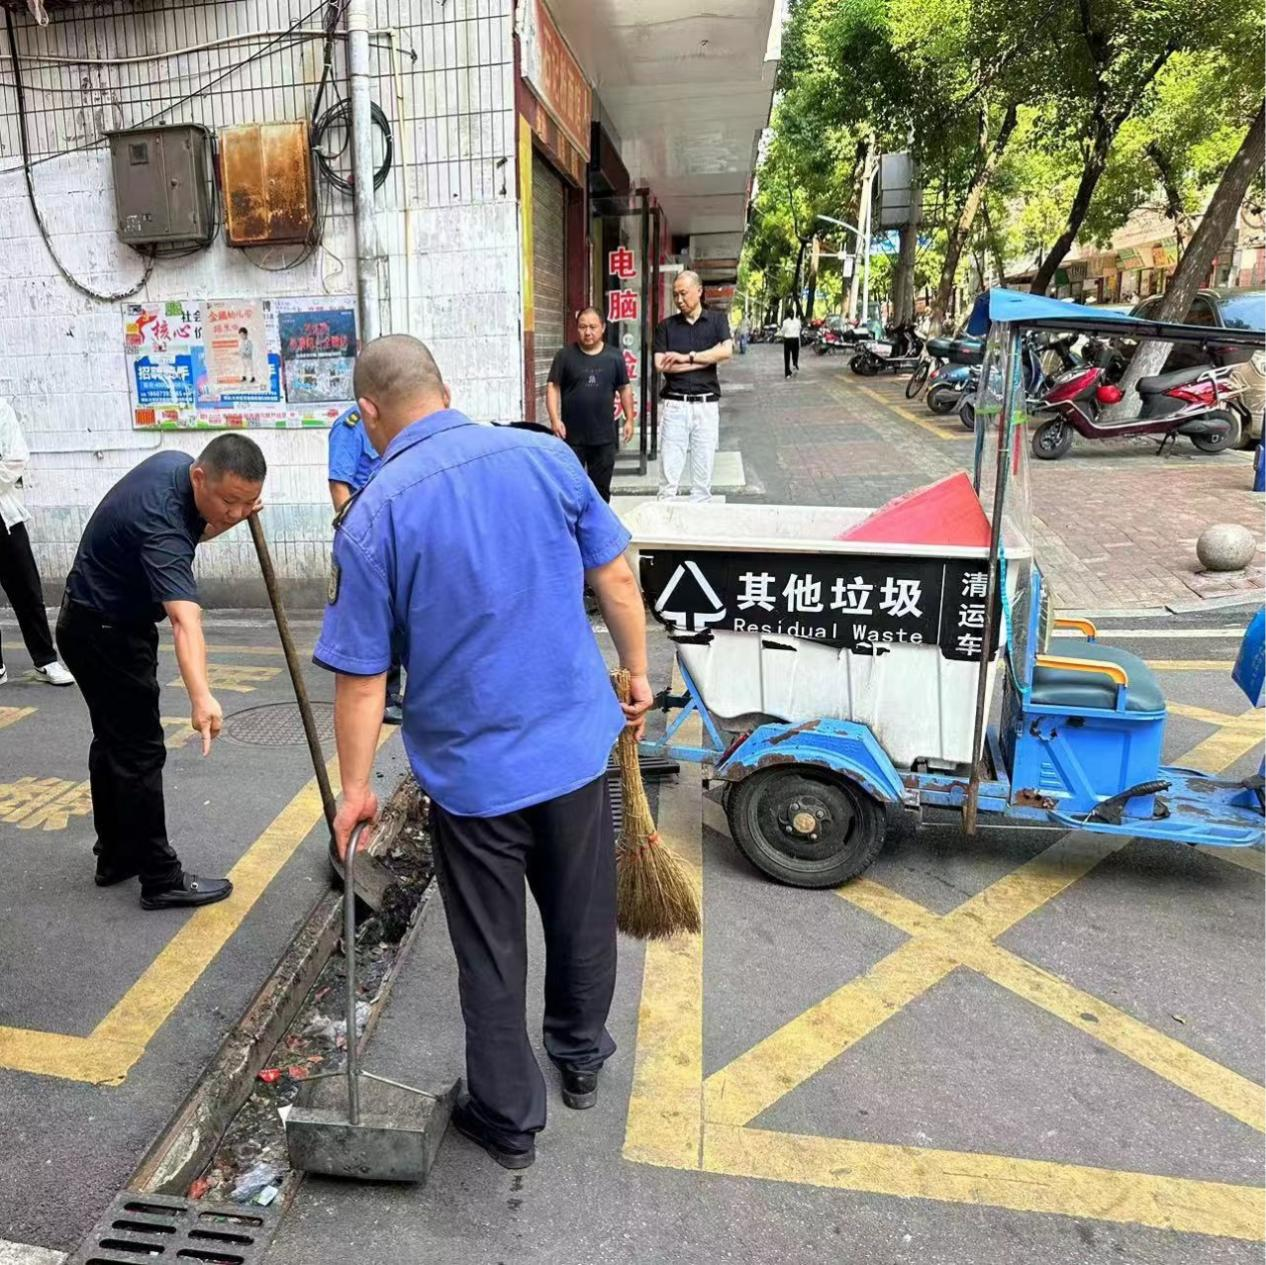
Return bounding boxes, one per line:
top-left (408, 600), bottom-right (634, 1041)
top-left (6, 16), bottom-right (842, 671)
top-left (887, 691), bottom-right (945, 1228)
top-left (567, 440), bottom-right (618, 502)
top-left (430, 773), bottom-right (617, 1149)
top-left (55, 599), bottom-right (183, 892)
top-left (783, 337), bottom-right (800, 376)
top-left (0, 520), bottom-right (56, 669)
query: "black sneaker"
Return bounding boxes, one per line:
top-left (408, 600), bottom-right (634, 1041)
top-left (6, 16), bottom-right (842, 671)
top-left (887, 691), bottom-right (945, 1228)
top-left (140, 873), bottom-right (233, 910)
top-left (383, 701), bottom-right (404, 726)
top-left (560, 1068), bottom-right (599, 1110)
top-left (450, 1098), bottom-right (535, 1170)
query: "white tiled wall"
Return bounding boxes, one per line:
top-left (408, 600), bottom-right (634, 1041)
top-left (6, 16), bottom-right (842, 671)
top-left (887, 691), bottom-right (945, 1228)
top-left (0, 0), bottom-right (522, 601)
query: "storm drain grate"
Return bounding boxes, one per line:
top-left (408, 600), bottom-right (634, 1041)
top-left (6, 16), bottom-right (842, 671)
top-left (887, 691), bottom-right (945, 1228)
top-left (223, 701), bottom-right (334, 747)
top-left (68, 1191), bottom-right (280, 1265)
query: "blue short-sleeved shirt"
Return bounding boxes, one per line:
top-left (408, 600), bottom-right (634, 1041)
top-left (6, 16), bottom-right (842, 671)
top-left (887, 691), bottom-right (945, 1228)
top-left (314, 409), bottom-right (631, 818)
top-left (327, 406), bottom-right (381, 492)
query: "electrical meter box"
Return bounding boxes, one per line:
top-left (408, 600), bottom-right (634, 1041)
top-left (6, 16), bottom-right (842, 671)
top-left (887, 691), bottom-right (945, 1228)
top-left (219, 122), bottom-right (316, 247)
top-left (108, 125), bottom-right (213, 246)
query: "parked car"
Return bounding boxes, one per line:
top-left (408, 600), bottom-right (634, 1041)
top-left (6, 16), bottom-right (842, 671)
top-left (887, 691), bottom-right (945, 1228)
top-left (1123, 289), bottom-right (1266, 443)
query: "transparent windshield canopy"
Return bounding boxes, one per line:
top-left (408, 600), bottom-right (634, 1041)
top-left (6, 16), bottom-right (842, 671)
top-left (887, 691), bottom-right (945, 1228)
top-left (971, 321), bottom-right (1036, 688)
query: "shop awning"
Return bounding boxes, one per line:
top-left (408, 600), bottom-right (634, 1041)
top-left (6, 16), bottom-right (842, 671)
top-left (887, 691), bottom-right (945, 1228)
top-left (544, 0), bottom-right (781, 239)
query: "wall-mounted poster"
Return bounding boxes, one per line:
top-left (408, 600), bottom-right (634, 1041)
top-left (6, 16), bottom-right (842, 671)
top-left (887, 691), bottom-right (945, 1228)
top-left (277, 301), bottom-right (358, 403)
top-left (195, 299), bottom-right (282, 407)
top-left (124, 301), bottom-right (201, 427)
top-left (123, 295), bottom-right (357, 430)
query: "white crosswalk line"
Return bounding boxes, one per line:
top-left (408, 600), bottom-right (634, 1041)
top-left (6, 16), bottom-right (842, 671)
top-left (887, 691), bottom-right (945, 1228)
top-left (0, 1241), bottom-right (66, 1265)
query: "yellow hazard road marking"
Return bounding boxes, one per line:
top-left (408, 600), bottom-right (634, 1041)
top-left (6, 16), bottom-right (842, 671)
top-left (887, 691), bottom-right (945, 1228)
top-left (624, 669), bottom-right (704, 1170)
top-left (0, 776), bottom-right (92, 831)
top-left (1146, 660), bottom-right (1235, 671)
top-left (623, 697), bottom-right (1265, 1238)
top-left (848, 379), bottom-right (972, 440)
top-left (703, 1124), bottom-right (1265, 1242)
top-left (167, 663), bottom-right (281, 693)
top-left (0, 705), bottom-right (35, 730)
top-left (0, 729), bottom-right (393, 1085)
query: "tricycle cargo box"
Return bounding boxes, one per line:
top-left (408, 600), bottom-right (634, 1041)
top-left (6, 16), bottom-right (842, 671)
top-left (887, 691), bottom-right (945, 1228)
top-left (624, 502), bottom-right (1019, 769)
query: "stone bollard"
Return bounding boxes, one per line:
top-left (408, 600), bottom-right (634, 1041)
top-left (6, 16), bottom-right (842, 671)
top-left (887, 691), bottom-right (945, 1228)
top-left (1197, 523), bottom-right (1257, 572)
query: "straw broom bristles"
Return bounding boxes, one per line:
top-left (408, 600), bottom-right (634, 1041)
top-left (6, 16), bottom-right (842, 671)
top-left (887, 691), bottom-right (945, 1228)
top-left (612, 670), bottom-right (701, 940)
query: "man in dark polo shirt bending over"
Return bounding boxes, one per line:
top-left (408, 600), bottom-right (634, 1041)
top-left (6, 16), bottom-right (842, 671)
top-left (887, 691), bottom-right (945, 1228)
top-left (56, 435), bottom-right (266, 909)
top-left (652, 270), bottom-right (732, 501)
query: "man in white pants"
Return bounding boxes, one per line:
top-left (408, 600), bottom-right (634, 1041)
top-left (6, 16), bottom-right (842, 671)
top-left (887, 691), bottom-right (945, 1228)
top-left (653, 271), bottom-right (733, 501)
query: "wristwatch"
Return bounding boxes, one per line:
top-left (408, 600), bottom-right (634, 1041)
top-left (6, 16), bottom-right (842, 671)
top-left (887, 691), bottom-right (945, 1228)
top-left (688, 351), bottom-right (696, 364)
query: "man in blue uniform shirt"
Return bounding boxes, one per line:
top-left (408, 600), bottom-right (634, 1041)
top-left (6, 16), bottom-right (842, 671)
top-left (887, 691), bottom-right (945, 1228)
top-left (327, 404), bottom-right (404, 724)
top-left (315, 335), bottom-right (651, 1170)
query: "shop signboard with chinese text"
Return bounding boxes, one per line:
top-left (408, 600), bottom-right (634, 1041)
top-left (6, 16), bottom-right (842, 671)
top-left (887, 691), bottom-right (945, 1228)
top-left (607, 245), bottom-right (642, 429)
top-left (518, 0), bottom-right (591, 160)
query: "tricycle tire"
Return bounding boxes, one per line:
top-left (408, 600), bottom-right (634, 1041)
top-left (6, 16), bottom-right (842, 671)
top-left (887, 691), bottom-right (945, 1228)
top-left (725, 766), bottom-right (886, 889)
top-left (1031, 418), bottom-right (1073, 459)
top-left (1189, 409), bottom-right (1240, 454)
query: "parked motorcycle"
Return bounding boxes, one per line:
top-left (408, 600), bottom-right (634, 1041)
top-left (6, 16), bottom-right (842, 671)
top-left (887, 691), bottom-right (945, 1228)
top-left (850, 323), bottom-right (924, 376)
top-left (958, 332), bottom-right (1079, 432)
top-left (914, 333), bottom-right (983, 405)
top-left (925, 362), bottom-right (975, 413)
top-left (1031, 361), bottom-right (1244, 459)
top-left (814, 326), bottom-right (851, 356)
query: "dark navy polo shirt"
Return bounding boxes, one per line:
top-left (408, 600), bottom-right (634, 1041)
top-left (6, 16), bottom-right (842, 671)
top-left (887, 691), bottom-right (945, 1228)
top-left (66, 450), bottom-right (205, 624)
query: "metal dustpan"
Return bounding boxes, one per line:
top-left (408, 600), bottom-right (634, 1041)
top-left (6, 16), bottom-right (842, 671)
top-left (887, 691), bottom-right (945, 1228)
top-left (286, 825), bottom-right (460, 1182)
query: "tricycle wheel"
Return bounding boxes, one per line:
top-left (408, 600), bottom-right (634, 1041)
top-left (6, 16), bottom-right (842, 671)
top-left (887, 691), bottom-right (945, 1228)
top-left (725, 767), bottom-right (886, 888)
top-left (1031, 417), bottom-right (1073, 459)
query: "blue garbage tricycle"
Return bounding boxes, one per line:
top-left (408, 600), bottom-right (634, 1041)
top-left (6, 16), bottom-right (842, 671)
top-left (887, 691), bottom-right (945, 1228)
top-left (630, 289), bottom-right (1265, 888)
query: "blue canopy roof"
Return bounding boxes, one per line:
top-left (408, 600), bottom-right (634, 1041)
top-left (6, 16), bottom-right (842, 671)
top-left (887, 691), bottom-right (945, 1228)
top-left (975, 286), bottom-right (1265, 347)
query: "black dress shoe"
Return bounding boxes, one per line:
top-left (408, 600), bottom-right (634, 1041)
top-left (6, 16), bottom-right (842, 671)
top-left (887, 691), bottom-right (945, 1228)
top-left (140, 873), bottom-right (233, 911)
top-left (450, 1098), bottom-right (535, 1170)
top-left (560, 1068), bottom-right (599, 1110)
top-left (94, 863), bottom-right (140, 887)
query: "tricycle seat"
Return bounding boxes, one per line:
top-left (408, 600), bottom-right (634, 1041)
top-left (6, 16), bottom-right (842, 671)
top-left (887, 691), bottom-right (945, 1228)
top-left (1030, 639), bottom-right (1164, 713)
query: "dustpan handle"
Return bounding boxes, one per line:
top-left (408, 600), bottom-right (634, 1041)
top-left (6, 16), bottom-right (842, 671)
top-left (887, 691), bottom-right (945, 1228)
top-left (345, 823), bottom-right (365, 1125)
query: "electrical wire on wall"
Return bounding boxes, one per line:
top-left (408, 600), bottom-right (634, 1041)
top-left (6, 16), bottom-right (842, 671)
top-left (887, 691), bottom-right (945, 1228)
top-left (3, 6), bottom-right (151, 301)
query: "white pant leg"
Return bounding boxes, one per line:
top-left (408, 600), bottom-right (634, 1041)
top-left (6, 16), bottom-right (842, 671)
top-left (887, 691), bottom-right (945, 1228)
top-left (658, 400), bottom-right (690, 499)
top-left (687, 400), bottom-right (719, 502)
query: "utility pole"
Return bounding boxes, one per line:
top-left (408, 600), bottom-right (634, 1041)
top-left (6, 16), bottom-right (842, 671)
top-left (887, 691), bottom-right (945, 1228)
top-left (847, 139), bottom-right (874, 322)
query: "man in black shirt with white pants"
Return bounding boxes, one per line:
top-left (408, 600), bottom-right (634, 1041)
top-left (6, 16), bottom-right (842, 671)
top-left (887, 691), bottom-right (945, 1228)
top-left (546, 308), bottom-right (634, 502)
top-left (652, 270), bottom-right (733, 501)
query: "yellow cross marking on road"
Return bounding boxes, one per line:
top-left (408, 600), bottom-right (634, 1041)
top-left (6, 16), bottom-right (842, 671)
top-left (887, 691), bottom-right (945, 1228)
top-left (160, 716), bottom-right (200, 750)
top-left (0, 705), bottom-right (35, 731)
top-left (167, 664), bottom-right (281, 693)
top-left (624, 694), bottom-right (1265, 1240)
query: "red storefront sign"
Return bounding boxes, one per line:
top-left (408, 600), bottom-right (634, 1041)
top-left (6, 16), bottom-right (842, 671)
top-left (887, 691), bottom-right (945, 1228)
top-left (519, 0), bottom-right (591, 161)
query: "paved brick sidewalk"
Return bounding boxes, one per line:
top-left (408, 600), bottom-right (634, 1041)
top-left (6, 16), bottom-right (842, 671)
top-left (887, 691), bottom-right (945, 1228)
top-left (719, 346), bottom-right (1264, 613)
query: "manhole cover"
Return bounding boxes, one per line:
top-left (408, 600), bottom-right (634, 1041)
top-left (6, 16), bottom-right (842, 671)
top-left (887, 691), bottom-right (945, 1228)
top-left (223, 702), bottom-right (334, 747)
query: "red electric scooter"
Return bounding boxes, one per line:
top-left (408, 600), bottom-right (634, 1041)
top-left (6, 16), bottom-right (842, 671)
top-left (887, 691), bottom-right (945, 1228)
top-left (1030, 359), bottom-right (1244, 460)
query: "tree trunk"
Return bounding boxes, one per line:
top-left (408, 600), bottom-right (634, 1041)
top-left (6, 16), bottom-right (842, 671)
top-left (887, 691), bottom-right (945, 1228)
top-left (790, 238), bottom-right (807, 316)
top-left (846, 140), bottom-right (875, 321)
top-left (893, 218), bottom-right (918, 323)
top-left (932, 105), bottom-right (1017, 330)
top-left (1110, 99), bottom-right (1265, 414)
top-left (1029, 135), bottom-right (1110, 295)
top-left (806, 236), bottom-right (819, 321)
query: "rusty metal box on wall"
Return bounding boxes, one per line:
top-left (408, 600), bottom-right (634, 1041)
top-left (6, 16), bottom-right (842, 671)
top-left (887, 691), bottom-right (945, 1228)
top-left (219, 122), bottom-right (316, 247)
top-left (107, 125), bottom-right (213, 246)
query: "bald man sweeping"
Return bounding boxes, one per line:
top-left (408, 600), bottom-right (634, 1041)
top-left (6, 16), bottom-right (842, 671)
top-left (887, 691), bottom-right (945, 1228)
top-left (315, 335), bottom-right (651, 1170)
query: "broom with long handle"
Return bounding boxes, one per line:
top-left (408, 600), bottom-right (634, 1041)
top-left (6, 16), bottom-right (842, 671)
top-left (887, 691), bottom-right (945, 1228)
top-left (612, 670), bottom-right (700, 939)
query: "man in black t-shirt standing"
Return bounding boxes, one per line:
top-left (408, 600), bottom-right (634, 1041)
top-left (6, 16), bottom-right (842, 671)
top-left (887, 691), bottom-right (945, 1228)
top-left (546, 308), bottom-right (634, 502)
top-left (56, 434), bottom-right (266, 910)
top-left (652, 270), bottom-right (733, 501)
